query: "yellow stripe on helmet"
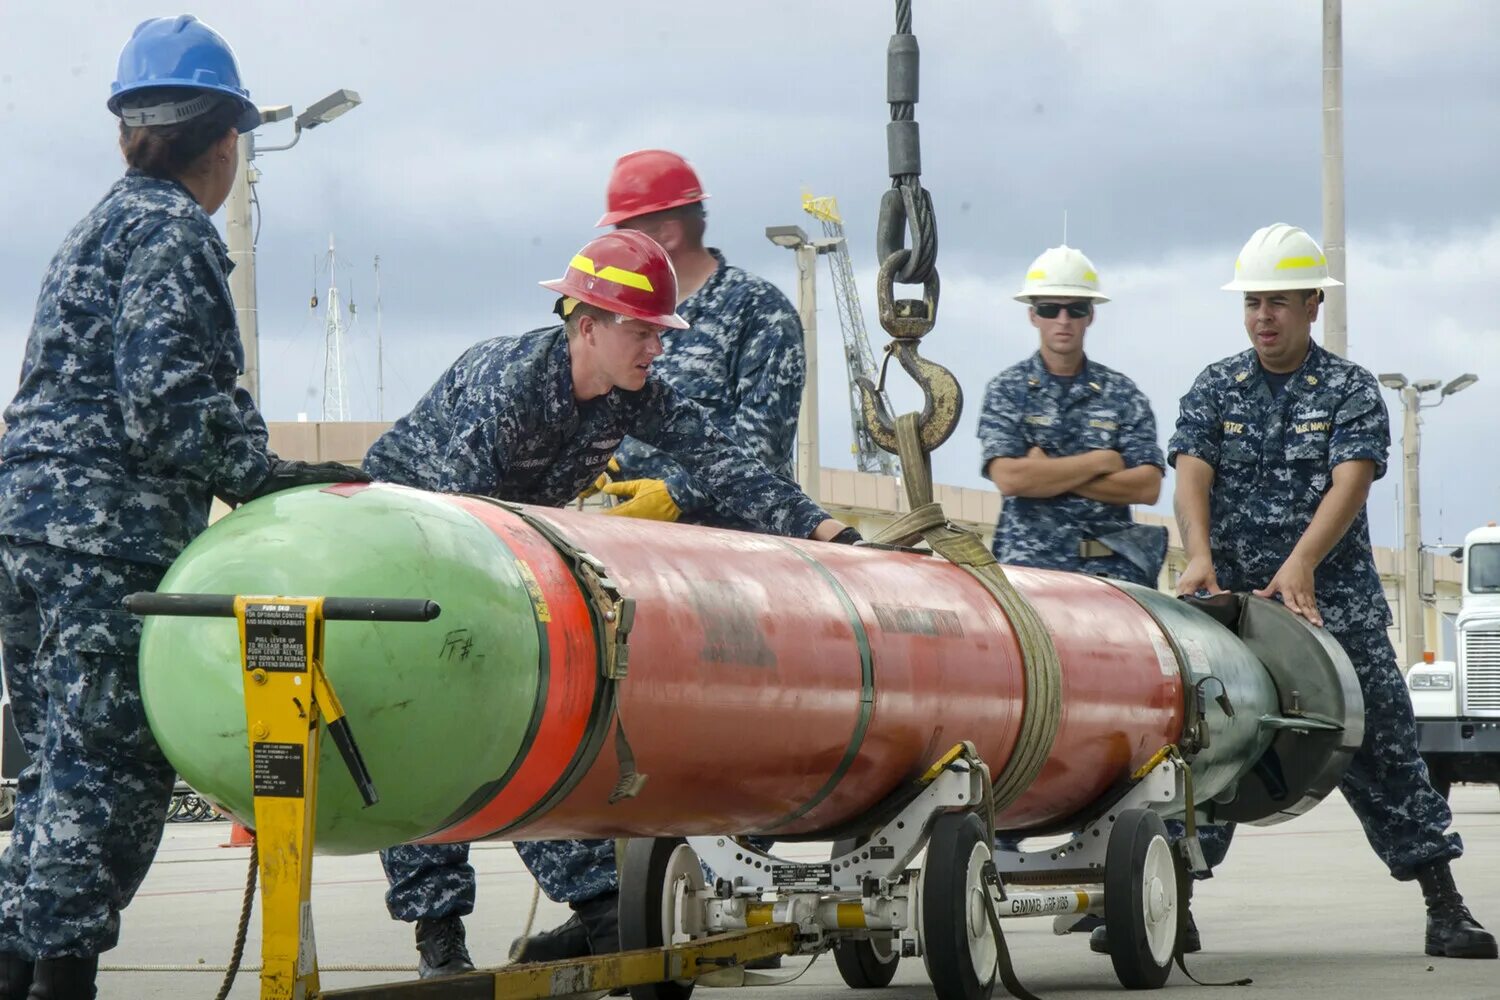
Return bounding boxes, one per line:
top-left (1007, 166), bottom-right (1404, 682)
top-left (568, 254), bottom-right (655, 292)
top-left (1274, 254), bottom-right (1327, 271)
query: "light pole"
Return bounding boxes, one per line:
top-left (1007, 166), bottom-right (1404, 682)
top-left (1378, 372), bottom-right (1479, 665)
top-left (227, 88), bottom-right (363, 400)
top-left (766, 226), bottom-right (840, 503)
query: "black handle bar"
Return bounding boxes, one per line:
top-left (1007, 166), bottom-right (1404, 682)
top-left (124, 592), bottom-right (441, 623)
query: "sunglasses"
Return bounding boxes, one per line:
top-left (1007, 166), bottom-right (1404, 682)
top-left (1033, 301), bottom-right (1093, 319)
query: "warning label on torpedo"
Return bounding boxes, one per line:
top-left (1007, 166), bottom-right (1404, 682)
top-left (253, 742), bottom-right (305, 798)
top-left (245, 603), bottom-right (308, 672)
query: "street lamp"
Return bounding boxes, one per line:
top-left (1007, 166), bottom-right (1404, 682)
top-left (226, 89), bottom-right (364, 400)
top-left (1378, 371), bottom-right (1479, 665)
top-left (766, 226), bottom-right (841, 502)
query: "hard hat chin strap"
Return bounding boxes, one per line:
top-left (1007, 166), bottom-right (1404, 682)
top-left (119, 92), bottom-right (217, 127)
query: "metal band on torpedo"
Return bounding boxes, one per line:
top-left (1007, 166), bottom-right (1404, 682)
top-left (760, 543), bottom-right (876, 833)
top-left (472, 500), bottom-right (641, 838)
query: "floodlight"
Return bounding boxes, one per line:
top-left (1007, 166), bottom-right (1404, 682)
top-left (1441, 373), bottom-right (1479, 397)
top-left (296, 89), bottom-right (362, 131)
top-left (765, 225), bottom-right (810, 249)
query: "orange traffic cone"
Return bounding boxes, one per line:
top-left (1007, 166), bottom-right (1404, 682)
top-left (221, 820), bottom-right (255, 848)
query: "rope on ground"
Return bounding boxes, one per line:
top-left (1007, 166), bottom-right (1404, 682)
top-left (503, 879), bottom-right (544, 965)
top-left (211, 839), bottom-right (258, 1000)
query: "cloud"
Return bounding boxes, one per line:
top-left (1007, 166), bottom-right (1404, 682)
top-left (2, 0), bottom-right (1497, 551)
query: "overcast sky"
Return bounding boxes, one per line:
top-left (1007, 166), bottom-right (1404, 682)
top-left (3, 1), bottom-right (1497, 548)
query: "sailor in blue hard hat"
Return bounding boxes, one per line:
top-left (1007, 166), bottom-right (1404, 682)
top-left (0, 16), bottom-right (364, 998)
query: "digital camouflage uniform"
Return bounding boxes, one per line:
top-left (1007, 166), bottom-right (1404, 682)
top-left (613, 248), bottom-right (804, 529)
top-left (0, 173), bottom-right (274, 957)
top-left (370, 324), bottom-right (827, 917)
top-left (515, 251), bottom-right (805, 905)
top-left (979, 352), bottom-right (1174, 854)
top-left (977, 353), bottom-right (1167, 587)
top-left (1168, 342), bottom-right (1462, 879)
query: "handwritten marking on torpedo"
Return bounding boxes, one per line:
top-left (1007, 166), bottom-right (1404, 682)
top-left (244, 603), bottom-right (308, 672)
top-left (513, 559), bottom-right (553, 623)
top-left (689, 581), bottom-right (777, 667)
top-left (441, 629), bottom-right (475, 661)
top-left (871, 604), bottom-right (964, 638)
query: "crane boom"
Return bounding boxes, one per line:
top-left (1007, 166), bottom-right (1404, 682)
top-left (801, 194), bottom-right (900, 477)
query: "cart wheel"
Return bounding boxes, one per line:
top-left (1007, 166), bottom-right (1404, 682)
top-left (1103, 809), bottom-right (1179, 989)
top-left (920, 813), bottom-right (996, 1000)
top-left (620, 837), bottom-right (706, 1000)
top-left (831, 838), bottom-right (900, 988)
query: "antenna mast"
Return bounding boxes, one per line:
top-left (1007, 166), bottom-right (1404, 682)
top-left (322, 235), bottom-right (350, 422)
top-left (374, 254), bottom-right (385, 422)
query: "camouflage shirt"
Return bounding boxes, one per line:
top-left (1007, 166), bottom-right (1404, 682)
top-left (613, 249), bottom-right (805, 522)
top-left (1168, 342), bottom-right (1391, 633)
top-left (978, 352), bottom-right (1164, 573)
top-left (363, 325), bottom-right (828, 537)
top-left (0, 173), bottom-right (273, 567)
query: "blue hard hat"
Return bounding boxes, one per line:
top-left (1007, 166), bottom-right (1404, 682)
top-left (108, 15), bottom-right (260, 133)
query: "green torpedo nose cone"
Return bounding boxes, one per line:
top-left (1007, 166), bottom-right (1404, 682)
top-left (139, 484), bottom-right (540, 854)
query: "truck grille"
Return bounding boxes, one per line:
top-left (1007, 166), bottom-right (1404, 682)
top-left (1463, 630), bottom-right (1500, 715)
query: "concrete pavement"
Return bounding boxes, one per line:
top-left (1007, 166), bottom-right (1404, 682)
top-left (62, 783), bottom-right (1500, 999)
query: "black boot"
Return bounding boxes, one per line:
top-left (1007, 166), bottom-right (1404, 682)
top-left (509, 912), bottom-right (590, 964)
top-left (25, 956), bottom-right (96, 1000)
top-left (1090, 887), bottom-right (1200, 955)
top-left (0, 953), bottom-right (33, 1000)
top-left (1416, 861), bottom-right (1498, 959)
top-left (574, 891), bottom-right (620, 955)
top-left (415, 915), bottom-right (475, 979)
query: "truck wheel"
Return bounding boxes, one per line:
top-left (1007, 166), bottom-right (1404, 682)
top-left (0, 786), bottom-right (14, 832)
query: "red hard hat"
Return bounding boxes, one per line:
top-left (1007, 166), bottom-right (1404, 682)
top-left (595, 149), bottom-right (710, 227)
top-left (539, 230), bottom-right (689, 329)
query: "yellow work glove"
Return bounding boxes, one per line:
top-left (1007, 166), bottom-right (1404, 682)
top-left (601, 479), bottom-right (681, 522)
top-left (576, 457), bottom-right (621, 501)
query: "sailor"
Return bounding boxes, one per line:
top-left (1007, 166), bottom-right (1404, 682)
top-left (366, 229), bottom-right (858, 976)
top-left (0, 17), bottom-right (364, 998)
top-left (1124, 223), bottom-right (1497, 960)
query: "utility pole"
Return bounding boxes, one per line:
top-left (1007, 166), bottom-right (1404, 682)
top-left (766, 226), bottom-right (841, 504)
top-left (1379, 373), bottom-right (1479, 665)
top-left (1399, 384), bottom-right (1422, 664)
top-left (1321, 0), bottom-right (1348, 357)
top-left (792, 240), bottom-right (821, 503)
top-left (226, 134), bottom-right (260, 398)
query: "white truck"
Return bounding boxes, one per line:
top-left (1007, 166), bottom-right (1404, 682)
top-left (1406, 523), bottom-right (1500, 797)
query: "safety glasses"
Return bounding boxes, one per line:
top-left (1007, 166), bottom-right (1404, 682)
top-left (1032, 301), bottom-right (1093, 319)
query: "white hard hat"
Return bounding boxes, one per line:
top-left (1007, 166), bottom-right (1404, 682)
top-left (1222, 223), bottom-right (1344, 292)
top-left (1012, 245), bottom-right (1110, 303)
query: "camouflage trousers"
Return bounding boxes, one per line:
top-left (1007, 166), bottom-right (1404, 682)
top-left (515, 839), bottom-right (618, 905)
top-left (1193, 627), bottom-right (1462, 881)
top-left (0, 539), bottom-right (176, 957)
top-left (379, 843), bottom-right (475, 922)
